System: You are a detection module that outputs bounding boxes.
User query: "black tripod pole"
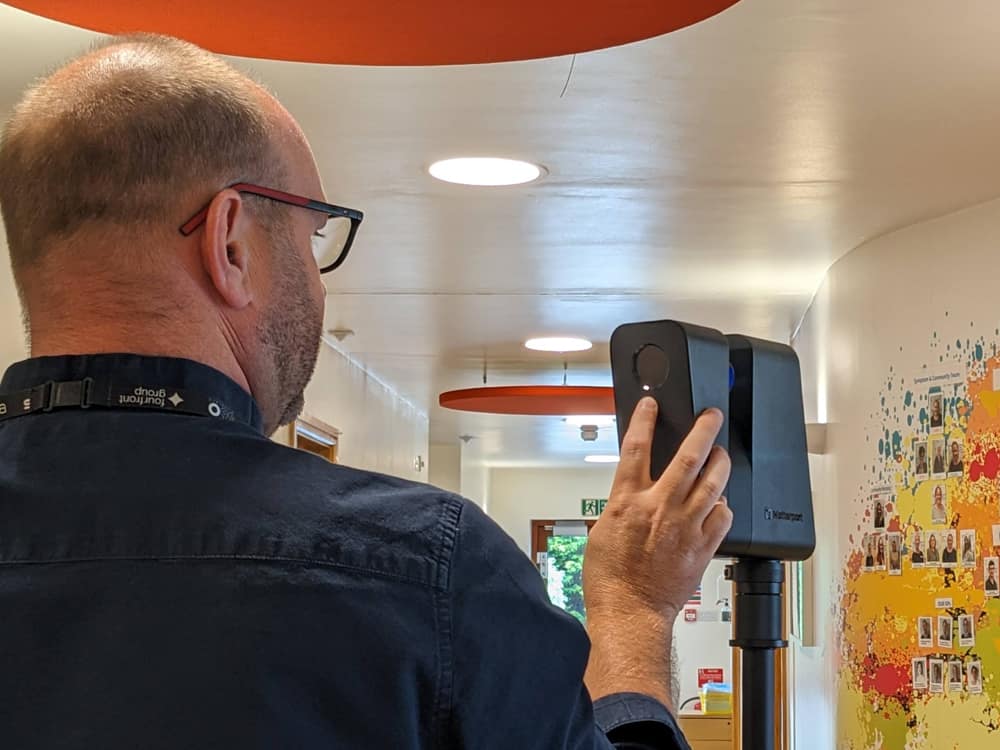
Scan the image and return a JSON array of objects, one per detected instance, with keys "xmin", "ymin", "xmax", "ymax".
[{"xmin": 726, "ymin": 559, "xmax": 786, "ymax": 750}]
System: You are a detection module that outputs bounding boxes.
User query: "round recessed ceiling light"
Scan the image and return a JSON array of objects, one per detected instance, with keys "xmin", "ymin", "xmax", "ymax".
[
  {"xmin": 584, "ymin": 455, "xmax": 620, "ymax": 464},
  {"xmin": 564, "ymin": 415, "xmax": 616, "ymax": 428},
  {"xmin": 525, "ymin": 337, "xmax": 593, "ymax": 353},
  {"xmin": 429, "ymin": 157, "xmax": 544, "ymax": 186}
]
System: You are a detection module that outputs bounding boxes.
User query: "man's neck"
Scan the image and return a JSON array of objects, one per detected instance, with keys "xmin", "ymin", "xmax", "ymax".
[{"xmin": 29, "ymin": 323, "xmax": 252, "ymax": 396}]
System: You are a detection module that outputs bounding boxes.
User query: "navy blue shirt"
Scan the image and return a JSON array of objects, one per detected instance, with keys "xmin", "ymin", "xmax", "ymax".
[{"xmin": 0, "ymin": 354, "xmax": 689, "ymax": 749}]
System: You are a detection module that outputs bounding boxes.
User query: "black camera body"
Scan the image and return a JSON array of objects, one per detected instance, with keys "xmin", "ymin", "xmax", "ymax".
[{"xmin": 610, "ymin": 320, "xmax": 815, "ymax": 562}]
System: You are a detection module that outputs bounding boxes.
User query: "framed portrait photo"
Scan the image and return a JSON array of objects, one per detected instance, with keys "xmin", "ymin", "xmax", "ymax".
[{"xmin": 958, "ymin": 614, "xmax": 975, "ymax": 647}]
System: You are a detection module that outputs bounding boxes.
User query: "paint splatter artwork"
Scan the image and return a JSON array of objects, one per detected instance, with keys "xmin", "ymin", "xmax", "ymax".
[{"xmin": 839, "ymin": 326, "xmax": 1000, "ymax": 748}]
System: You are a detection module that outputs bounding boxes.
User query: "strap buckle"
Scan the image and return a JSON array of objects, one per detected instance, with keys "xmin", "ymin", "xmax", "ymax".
[
  {"xmin": 42, "ymin": 378, "xmax": 94, "ymax": 412},
  {"xmin": 39, "ymin": 381, "xmax": 55, "ymax": 412}
]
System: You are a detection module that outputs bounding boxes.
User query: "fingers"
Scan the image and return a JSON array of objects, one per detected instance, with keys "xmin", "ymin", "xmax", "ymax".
[
  {"xmin": 702, "ymin": 499, "xmax": 734, "ymax": 549},
  {"xmin": 653, "ymin": 408, "xmax": 724, "ymax": 500},
  {"xmin": 685, "ymin": 446, "xmax": 732, "ymax": 524},
  {"xmin": 613, "ymin": 397, "xmax": 658, "ymax": 490}
]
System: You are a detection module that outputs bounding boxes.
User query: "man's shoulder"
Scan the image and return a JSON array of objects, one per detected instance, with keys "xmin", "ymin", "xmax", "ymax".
[{"xmin": 214, "ymin": 435, "xmax": 474, "ymax": 589}]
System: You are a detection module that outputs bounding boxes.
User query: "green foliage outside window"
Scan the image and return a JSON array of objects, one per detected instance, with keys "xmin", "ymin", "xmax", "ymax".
[{"xmin": 547, "ymin": 535, "xmax": 588, "ymax": 624}]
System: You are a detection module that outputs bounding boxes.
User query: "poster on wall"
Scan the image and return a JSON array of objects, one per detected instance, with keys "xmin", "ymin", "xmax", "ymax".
[{"xmin": 839, "ymin": 325, "xmax": 1000, "ymax": 748}]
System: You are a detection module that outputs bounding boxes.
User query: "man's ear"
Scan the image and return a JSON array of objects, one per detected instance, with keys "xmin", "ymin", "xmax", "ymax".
[{"xmin": 200, "ymin": 188, "xmax": 255, "ymax": 310}]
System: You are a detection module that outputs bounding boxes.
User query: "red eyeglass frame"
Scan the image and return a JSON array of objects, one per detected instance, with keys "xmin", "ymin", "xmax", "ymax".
[{"xmin": 178, "ymin": 182, "xmax": 364, "ymax": 274}]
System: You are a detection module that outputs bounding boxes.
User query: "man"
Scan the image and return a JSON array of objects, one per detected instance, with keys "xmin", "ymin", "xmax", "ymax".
[
  {"xmin": 888, "ymin": 536, "xmax": 901, "ymax": 571},
  {"xmin": 933, "ymin": 443, "xmax": 946, "ymax": 474},
  {"xmin": 930, "ymin": 397, "xmax": 943, "ymax": 429},
  {"xmin": 948, "ymin": 441, "xmax": 963, "ymax": 473},
  {"xmin": 960, "ymin": 616, "xmax": 972, "ymax": 640},
  {"xmin": 962, "ymin": 533, "xmax": 976, "ymax": 565},
  {"xmin": 911, "ymin": 532, "xmax": 925, "ymax": 565},
  {"xmin": 942, "ymin": 533, "xmax": 958, "ymax": 564},
  {"xmin": 948, "ymin": 661, "xmax": 961, "ymax": 686},
  {"xmin": 0, "ymin": 35, "xmax": 732, "ymax": 749},
  {"xmin": 931, "ymin": 661, "xmax": 943, "ymax": 686},
  {"xmin": 916, "ymin": 444, "xmax": 928, "ymax": 475},
  {"xmin": 987, "ymin": 560, "xmax": 999, "ymax": 595},
  {"xmin": 874, "ymin": 500, "xmax": 885, "ymax": 529},
  {"xmin": 939, "ymin": 617, "xmax": 951, "ymax": 644}
]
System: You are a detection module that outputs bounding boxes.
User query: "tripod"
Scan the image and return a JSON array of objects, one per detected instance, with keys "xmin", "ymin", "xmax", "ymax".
[{"xmin": 726, "ymin": 559, "xmax": 786, "ymax": 750}]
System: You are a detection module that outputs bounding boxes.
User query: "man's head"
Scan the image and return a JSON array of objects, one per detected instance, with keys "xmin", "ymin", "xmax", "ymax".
[
  {"xmin": 990, "ymin": 561, "xmax": 997, "ymax": 578},
  {"xmin": 932, "ymin": 399, "xmax": 941, "ymax": 418},
  {"xmin": 0, "ymin": 34, "xmax": 328, "ymax": 433},
  {"xmin": 951, "ymin": 442, "xmax": 960, "ymax": 462},
  {"xmin": 913, "ymin": 533, "xmax": 922, "ymax": 551},
  {"xmin": 918, "ymin": 446, "xmax": 926, "ymax": 460},
  {"xmin": 935, "ymin": 443, "xmax": 944, "ymax": 458},
  {"xmin": 946, "ymin": 533, "xmax": 954, "ymax": 550}
]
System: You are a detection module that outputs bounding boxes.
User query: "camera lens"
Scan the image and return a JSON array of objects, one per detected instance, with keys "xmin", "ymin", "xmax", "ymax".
[{"xmin": 634, "ymin": 344, "xmax": 669, "ymax": 391}]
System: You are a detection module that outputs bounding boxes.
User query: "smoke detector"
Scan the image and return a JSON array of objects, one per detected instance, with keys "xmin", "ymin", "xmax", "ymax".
[{"xmin": 327, "ymin": 328, "xmax": 355, "ymax": 342}]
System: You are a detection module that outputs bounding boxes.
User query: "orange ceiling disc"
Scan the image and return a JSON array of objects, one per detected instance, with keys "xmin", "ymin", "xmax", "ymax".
[
  {"xmin": 439, "ymin": 385, "xmax": 614, "ymax": 416},
  {"xmin": 8, "ymin": 1, "xmax": 740, "ymax": 65}
]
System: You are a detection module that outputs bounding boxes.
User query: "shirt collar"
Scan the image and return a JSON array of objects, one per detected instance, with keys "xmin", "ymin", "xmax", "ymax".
[{"xmin": 1, "ymin": 353, "xmax": 264, "ymax": 433}]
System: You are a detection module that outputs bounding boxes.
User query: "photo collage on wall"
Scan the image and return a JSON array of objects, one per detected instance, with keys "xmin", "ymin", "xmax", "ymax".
[
  {"xmin": 841, "ymin": 326, "xmax": 1000, "ymax": 747},
  {"xmin": 854, "ymin": 373, "xmax": 999, "ymax": 696}
]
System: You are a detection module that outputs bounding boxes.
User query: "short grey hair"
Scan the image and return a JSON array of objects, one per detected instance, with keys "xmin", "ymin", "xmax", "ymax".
[{"xmin": 0, "ymin": 33, "xmax": 283, "ymax": 276}]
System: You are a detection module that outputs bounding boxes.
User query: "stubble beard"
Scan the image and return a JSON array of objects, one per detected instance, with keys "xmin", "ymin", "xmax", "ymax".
[{"xmin": 258, "ymin": 234, "xmax": 324, "ymax": 433}]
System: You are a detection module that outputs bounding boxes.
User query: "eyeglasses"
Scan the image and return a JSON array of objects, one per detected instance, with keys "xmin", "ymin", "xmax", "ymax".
[{"xmin": 179, "ymin": 182, "xmax": 364, "ymax": 274}]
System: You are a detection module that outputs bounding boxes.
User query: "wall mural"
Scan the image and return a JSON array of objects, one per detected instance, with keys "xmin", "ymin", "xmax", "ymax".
[{"xmin": 839, "ymin": 320, "xmax": 1000, "ymax": 748}]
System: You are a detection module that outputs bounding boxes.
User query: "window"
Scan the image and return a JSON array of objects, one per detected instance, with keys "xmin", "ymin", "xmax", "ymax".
[{"xmin": 531, "ymin": 520, "xmax": 595, "ymax": 624}]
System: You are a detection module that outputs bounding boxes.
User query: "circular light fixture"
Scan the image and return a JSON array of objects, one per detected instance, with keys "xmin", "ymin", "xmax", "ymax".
[
  {"xmin": 585, "ymin": 455, "xmax": 620, "ymax": 464},
  {"xmin": 565, "ymin": 415, "xmax": 616, "ymax": 428},
  {"xmin": 429, "ymin": 157, "xmax": 544, "ymax": 186},
  {"xmin": 525, "ymin": 337, "xmax": 593, "ymax": 353}
]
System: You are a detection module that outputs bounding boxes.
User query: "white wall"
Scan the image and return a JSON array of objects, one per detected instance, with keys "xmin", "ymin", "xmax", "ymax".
[
  {"xmin": 673, "ymin": 557, "xmax": 734, "ymax": 708},
  {"xmin": 792, "ymin": 195, "xmax": 1000, "ymax": 750},
  {"xmin": 303, "ymin": 341, "xmax": 428, "ymax": 481},
  {"xmin": 429, "ymin": 442, "xmax": 461, "ymax": 494},
  {"xmin": 489, "ymin": 465, "xmax": 617, "ymax": 554},
  {"xmin": 459, "ymin": 440, "xmax": 491, "ymax": 510},
  {"xmin": 789, "ymin": 291, "xmax": 839, "ymax": 750}
]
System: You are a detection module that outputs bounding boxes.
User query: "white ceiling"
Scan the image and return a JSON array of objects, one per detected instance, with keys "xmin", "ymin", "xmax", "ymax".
[{"xmin": 4, "ymin": 1, "xmax": 1000, "ymax": 465}]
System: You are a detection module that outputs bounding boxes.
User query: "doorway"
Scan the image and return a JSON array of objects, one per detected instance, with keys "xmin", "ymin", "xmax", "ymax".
[{"xmin": 530, "ymin": 519, "xmax": 596, "ymax": 624}]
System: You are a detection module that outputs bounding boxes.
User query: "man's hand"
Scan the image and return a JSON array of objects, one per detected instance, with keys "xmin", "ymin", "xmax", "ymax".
[{"xmin": 582, "ymin": 397, "xmax": 733, "ymax": 711}]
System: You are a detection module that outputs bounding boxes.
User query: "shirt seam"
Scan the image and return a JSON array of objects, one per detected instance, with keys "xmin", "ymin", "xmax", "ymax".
[
  {"xmin": 594, "ymin": 693, "xmax": 689, "ymax": 744},
  {"xmin": 0, "ymin": 553, "xmax": 441, "ymax": 588},
  {"xmin": 431, "ymin": 497, "xmax": 463, "ymax": 747}
]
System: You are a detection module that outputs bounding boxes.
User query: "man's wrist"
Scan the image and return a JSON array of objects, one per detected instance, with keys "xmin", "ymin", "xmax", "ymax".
[{"xmin": 585, "ymin": 607, "xmax": 677, "ymax": 712}]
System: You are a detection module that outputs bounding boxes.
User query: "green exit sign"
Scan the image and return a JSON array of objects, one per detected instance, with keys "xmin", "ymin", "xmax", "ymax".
[{"xmin": 581, "ymin": 498, "xmax": 608, "ymax": 517}]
